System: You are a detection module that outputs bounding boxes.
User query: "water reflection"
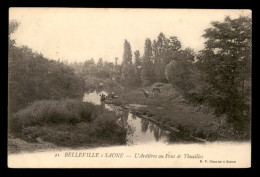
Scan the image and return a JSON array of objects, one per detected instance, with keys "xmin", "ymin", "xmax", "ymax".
[
  {"xmin": 125, "ymin": 112, "xmax": 171, "ymax": 145},
  {"xmin": 83, "ymin": 91, "xmax": 195, "ymax": 145},
  {"xmin": 118, "ymin": 110, "xmax": 129, "ymax": 126},
  {"xmin": 141, "ymin": 119, "xmax": 149, "ymax": 133}
]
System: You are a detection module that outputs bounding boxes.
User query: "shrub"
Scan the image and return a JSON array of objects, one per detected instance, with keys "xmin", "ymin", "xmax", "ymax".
[
  {"xmin": 91, "ymin": 112, "xmax": 127, "ymax": 144},
  {"xmin": 9, "ymin": 99, "xmax": 127, "ymax": 147},
  {"xmin": 10, "ymin": 99, "xmax": 103, "ymax": 129}
]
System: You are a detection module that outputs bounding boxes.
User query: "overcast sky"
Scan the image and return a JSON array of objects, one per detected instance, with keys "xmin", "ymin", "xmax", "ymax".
[{"xmin": 9, "ymin": 8, "xmax": 251, "ymax": 64}]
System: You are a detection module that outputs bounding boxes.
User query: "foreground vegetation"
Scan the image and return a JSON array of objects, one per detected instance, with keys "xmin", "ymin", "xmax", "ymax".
[
  {"xmin": 8, "ymin": 21, "xmax": 127, "ymax": 153},
  {"xmin": 8, "ymin": 99, "xmax": 127, "ymax": 153}
]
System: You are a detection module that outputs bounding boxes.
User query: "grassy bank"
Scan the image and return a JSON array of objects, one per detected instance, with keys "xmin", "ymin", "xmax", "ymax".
[
  {"xmin": 105, "ymin": 83, "xmax": 250, "ymax": 141},
  {"xmin": 8, "ymin": 99, "xmax": 127, "ymax": 154}
]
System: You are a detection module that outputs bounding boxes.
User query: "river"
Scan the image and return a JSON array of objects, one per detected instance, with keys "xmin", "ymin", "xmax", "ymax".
[
  {"xmin": 82, "ymin": 90, "xmax": 192, "ymax": 145},
  {"xmin": 8, "ymin": 90, "xmax": 251, "ymax": 168}
]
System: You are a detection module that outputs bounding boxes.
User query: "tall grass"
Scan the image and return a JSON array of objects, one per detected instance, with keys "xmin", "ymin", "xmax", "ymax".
[
  {"xmin": 10, "ymin": 99, "xmax": 101, "ymax": 127},
  {"xmin": 9, "ymin": 99, "xmax": 127, "ymax": 146}
]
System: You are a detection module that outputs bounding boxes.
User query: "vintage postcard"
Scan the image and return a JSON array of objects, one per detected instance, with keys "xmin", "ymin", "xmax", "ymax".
[{"xmin": 8, "ymin": 8, "xmax": 251, "ymax": 168}]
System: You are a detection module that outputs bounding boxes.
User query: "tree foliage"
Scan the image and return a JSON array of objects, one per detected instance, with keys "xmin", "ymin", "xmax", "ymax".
[
  {"xmin": 152, "ymin": 33, "xmax": 181, "ymax": 82},
  {"xmin": 134, "ymin": 50, "xmax": 142, "ymax": 84},
  {"xmin": 121, "ymin": 40, "xmax": 137, "ymax": 87},
  {"xmin": 122, "ymin": 40, "xmax": 132, "ymax": 65},
  {"xmin": 165, "ymin": 48, "xmax": 196, "ymax": 97},
  {"xmin": 142, "ymin": 38, "xmax": 154, "ymax": 85},
  {"xmin": 8, "ymin": 21, "xmax": 85, "ymax": 113},
  {"xmin": 196, "ymin": 16, "xmax": 252, "ymax": 130}
]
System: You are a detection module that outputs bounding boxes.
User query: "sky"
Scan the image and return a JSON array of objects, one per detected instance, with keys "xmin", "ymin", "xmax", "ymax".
[{"xmin": 9, "ymin": 8, "xmax": 251, "ymax": 64}]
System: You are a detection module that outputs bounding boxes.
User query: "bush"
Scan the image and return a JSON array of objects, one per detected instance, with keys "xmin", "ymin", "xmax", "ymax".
[
  {"xmin": 10, "ymin": 99, "xmax": 103, "ymax": 130},
  {"xmin": 92, "ymin": 112, "xmax": 127, "ymax": 141},
  {"xmin": 9, "ymin": 99, "xmax": 127, "ymax": 147}
]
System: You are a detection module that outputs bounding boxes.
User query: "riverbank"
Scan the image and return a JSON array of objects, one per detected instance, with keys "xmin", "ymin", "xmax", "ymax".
[
  {"xmin": 8, "ymin": 99, "xmax": 127, "ymax": 154},
  {"xmin": 104, "ymin": 83, "xmax": 250, "ymax": 141},
  {"xmin": 8, "ymin": 133, "xmax": 123, "ymax": 154},
  {"xmin": 8, "ymin": 134, "xmax": 60, "ymax": 154},
  {"xmin": 106, "ymin": 103, "xmax": 206, "ymax": 143}
]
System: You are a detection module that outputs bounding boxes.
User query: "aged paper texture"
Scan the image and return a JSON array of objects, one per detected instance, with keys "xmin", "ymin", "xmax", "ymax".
[{"xmin": 8, "ymin": 8, "xmax": 251, "ymax": 168}]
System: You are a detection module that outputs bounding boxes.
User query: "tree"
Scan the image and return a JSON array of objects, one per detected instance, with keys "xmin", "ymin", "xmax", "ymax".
[
  {"xmin": 152, "ymin": 33, "xmax": 181, "ymax": 82},
  {"xmin": 142, "ymin": 38, "xmax": 154, "ymax": 85},
  {"xmin": 122, "ymin": 40, "xmax": 132, "ymax": 65},
  {"xmin": 134, "ymin": 50, "xmax": 142, "ymax": 85},
  {"xmin": 9, "ymin": 20, "xmax": 20, "ymax": 48},
  {"xmin": 97, "ymin": 58, "xmax": 103, "ymax": 67},
  {"xmin": 134, "ymin": 50, "xmax": 142, "ymax": 74},
  {"xmin": 115, "ymin": 57, "xmax": 118, "ymax": 66},
  {"xmin": 165, "ymin": 48, "xmax": 196, "ymax": 98},
  {"xmin": 8, "ymin": 20, "xmax": 85, "ymax": 114},
  {"xmin": 121, "ymin": 40, "xmax": 133, "ymax": 78},
  {"xmin": 113, "ymin": 57, "xmax": 121, "ymax": 78},
  {"xmin": 197, "ymin": 16, "xmax": 252, "ymax": 130},
  {"xmin": 121, "ymin": 40, "xmax": 135, "ymax": 87},
  {"xmin": 83, "ymin": 58, "xmax": 96, "ymax": 75}
]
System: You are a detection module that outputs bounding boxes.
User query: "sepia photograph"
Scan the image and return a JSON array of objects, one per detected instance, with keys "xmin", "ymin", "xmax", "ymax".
[{"xmin": 8, "ymin": 8, "xmax": 251, "ymax": 168}]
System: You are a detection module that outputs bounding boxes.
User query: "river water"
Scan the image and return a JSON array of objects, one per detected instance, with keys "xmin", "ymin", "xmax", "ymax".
[
  {"xmin": 8, "ymin": 90, "xmax": 251, "ymax": 168},
  {"xmin": 83, "ymin": 90, "xmax": 182, "ymax": 145}
]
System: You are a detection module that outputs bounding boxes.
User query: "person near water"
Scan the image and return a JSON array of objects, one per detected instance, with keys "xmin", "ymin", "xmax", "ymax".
[{"xmin": 100, "ymin": 93, "xmax": 106, "ymax": 101}]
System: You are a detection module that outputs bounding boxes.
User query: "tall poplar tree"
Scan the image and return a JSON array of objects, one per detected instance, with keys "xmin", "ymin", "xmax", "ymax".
[
  {"xmin": 121, "ymin": 40, "xmax": 134, "ymax": 86},
  {"xmin": 142, "ymin": 38, "xmax": 154, "ymax": 85}
]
